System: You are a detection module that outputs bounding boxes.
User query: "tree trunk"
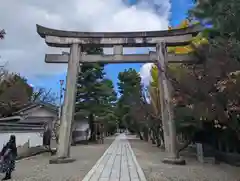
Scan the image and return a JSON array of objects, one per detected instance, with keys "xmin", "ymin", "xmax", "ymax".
[
  {"xmin": 152, "ymin": 127, "xmax": 161, "ymax": 146},
  {"xmin": 133, "ymin": 121, "xmax": 143, "ymax": 140},
  {"xmin": 148, "ymin": 128, "xmax": 151, "ymax": 142},
  {"xmin": 143, "ymin": 126, "xmax": 149, "ymax": 141},
  {"xmin": 137, "ymin": 126, "xmax": 143, "ymax": 140},
  {"xmin": 138, "ymin": 131, "xmax": 144, "ymax": 140},
  {"xmin": 156, "ymin": 133, "xmax": 161, "ymax": 147},
  {"xmin": 176, "ymin": 133, "xmax": 193, "ymax": 157},
  {"xmin": 150, "ymin": 128, "xmax": 156, "ymax": 144},
  {"xmin": 154, "ymin": 126, "xmax": 162, "ymax": 147},
  {"xmin": 56, "ymin": 137, "xmax": 59, "ymax": 144},
  {"xmin": 152, "ymin": 127, "xmax": 157, "ymax": 144},
  {"xmin": 89, "ymin": 113, "xmax": 96, "ymax": 142},
  {"xmin": 159, "ymin": 128, "xmax": 165, "ymax": 149}
]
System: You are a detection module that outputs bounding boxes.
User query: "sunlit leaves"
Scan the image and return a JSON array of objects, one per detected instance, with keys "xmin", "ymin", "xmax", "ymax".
[{"xmin": 168, "ymin": 20, "xmax": 208, "ymax": 54}]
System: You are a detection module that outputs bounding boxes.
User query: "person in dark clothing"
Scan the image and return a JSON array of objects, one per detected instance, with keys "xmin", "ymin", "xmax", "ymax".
[
  {"xmin": 0, "ymin": 135, "xmax": 17, "ymax": 180},
  {"xmin": 43, "ymin": 128, "xmax": 51, "ymax": 150}
]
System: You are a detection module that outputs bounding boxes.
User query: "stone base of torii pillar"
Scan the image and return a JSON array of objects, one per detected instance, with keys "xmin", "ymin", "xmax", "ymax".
[
  {"xmin": 49, "ymin": 157, "xmax": 76, "ymax": 164},
  {"xmin": 162, "ymin": 158, "xmax": 186, "ymax": 165}
]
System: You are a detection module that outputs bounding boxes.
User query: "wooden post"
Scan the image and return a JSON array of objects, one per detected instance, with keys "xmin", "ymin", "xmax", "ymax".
[
  {"xmin": 100, "ymin": 124, "xmax": 104, "ymax": 144},
  {"xmin": 156, "ymin": 42, "xmax": 185, "ymax": 165},
  {"xmin": 196, "ymin": 143, "xmax": 204, "ymax": 163},
  {"xmin": 94, "ymin": 121, "xmax": 99, "ymax": 143},
  {"xmin": 49, "ymin": 43, "xmax": 80, "ymax": 164}
]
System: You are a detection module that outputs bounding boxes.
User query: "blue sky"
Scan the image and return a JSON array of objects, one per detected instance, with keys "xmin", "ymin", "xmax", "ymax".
[{"xmin": 27, "ymin": 0, "xmax": 193, "ymax": 97}]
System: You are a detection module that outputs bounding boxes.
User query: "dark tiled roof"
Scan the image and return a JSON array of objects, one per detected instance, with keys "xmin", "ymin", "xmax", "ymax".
[
  {"xmin": 13, "ymin": 101, "xmax": 58, "ymax": 115},
  {"xmin": 0, "ymin": 120, "xmax": 45, "ymax": 132},
  {"xmin": 0, "ymin": 116, "xmax": 22, "ymax": 122}
]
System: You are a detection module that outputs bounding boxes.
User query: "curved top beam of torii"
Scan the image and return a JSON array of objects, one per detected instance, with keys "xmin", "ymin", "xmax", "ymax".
[
  {"xmin": 36, "ymin": 24, "xmax": 203, "ymax": 48},
  {"xmin": 36, "ymin": 24, "xmax": 202, "ymax": 39}
]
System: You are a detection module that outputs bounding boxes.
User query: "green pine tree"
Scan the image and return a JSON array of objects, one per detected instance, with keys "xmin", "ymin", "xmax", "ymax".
[
  {"xmin": 75, "ymin": 47, "xmax": 117, "ymax": 141},
  {"xmin": 190, "ymin": 0, "xmax": 240, "ymax": 40},
  {"xmin": 116, "ymin": 68, "xmax": 144, "ymax": 136}
]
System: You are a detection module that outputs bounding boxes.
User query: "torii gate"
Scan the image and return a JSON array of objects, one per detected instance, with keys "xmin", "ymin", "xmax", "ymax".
[{"xmin": 36, "ymin": 24, "xmax": 201, "ymax": 164}]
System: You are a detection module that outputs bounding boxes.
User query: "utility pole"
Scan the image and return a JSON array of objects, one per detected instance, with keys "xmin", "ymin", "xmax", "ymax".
[{"xmin": 58, "ymin": 80, "xmax": 64, "ymax": 121}]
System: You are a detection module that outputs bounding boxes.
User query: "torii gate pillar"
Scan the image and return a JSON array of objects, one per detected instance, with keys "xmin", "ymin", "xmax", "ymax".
[
  {"xmin": 49, "ymin": 44, "xmax": 80, "ymax": 164},
  {"xmin": 156, "ymin": 42, "xmax": 185, "ymax": 165}
]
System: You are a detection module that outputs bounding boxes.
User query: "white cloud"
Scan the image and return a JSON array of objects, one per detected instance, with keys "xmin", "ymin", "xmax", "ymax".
[
  {"xmin": 0, "ymin": 0, "xmax": 170, "ymax": 80},
  {"xmin": 139, "ymin": 63, "xmax": 154, "ymax": 85}
]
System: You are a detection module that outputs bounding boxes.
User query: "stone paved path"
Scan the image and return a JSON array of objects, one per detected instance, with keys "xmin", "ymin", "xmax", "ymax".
[{"xmin": 82, "ymin": 134, "xmax": 147, "ymax": 181}]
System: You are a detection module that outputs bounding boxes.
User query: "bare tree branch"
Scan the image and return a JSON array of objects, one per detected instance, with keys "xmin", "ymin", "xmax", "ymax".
[{"xmin": 31, "ymin": 87, "xmax": 58, "ymax": 105}]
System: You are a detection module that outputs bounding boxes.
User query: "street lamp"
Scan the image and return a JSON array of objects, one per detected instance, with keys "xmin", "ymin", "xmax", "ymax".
[{"xmin": 58, "ymin": 80, "xmax": 64, "ymax": 120}]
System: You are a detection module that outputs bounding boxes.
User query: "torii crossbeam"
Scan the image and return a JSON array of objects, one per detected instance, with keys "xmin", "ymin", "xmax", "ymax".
[
  {"xmin": 36, "ymin": 24, "xmax": 202, "ymax": 165},
  {"xmin": 44, "ymin": 52, "xmax": 196, "ymax": 64}
]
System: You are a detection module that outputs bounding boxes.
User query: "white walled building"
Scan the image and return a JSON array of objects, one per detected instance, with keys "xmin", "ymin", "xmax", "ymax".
[{"xmin": 0, "ymin": 102, "xmax": 58, "ymax": 148}]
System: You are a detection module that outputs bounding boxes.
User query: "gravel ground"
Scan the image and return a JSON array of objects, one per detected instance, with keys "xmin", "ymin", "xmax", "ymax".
[
  {"xmin": 128, "ymin": 138, "xmax": 240, "ymax": 181},
  {"xmin": 1, "ymin": 137, "xmax": 115, "ymax": 181}
]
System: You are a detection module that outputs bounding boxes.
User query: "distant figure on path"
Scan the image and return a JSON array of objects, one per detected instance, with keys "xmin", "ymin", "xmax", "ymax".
[
  {"xmin": 0, "ymin": 135, "xmax": 17, "ymax": 180},
  {"xmin": 43, "ymin": 127, "xmax": 51, "ymax": 150},
  {"xmin": 85, "ymin": 128, "xmax": 89, "ymax": 141}
]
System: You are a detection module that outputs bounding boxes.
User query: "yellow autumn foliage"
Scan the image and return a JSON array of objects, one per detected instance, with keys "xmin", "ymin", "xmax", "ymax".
[
  {"xmin": 149, "ymin": 65, "xmax": 162, "ymax": 117},
  {"xmin": 168, "ymin": 20, "xmax": 208, "ymax": 54},
  {"xmin": 150, "ymin": 19, "xmax": 206, "ymax": 88},
  {"xmin": 148, "ymin": 20, "xmax": 206, "ymax": 115},
  {"xmin": 150, "ymin": 65, "xmax": 158, "ymax": 88}
]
